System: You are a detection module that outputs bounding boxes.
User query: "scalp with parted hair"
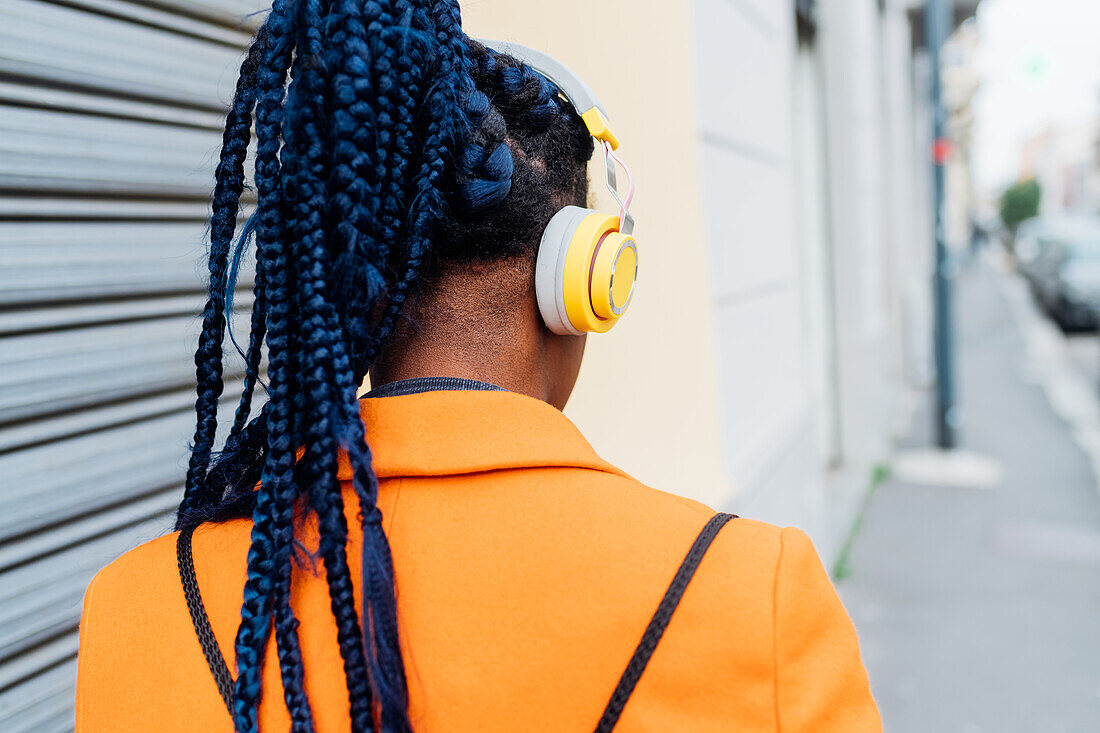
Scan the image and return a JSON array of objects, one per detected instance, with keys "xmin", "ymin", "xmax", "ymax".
[{"xmin": 175, "ymin": 1, "xmax": 594, "ymax": 731}]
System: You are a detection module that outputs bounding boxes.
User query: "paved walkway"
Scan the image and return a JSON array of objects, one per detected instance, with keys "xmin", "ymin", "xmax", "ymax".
[{"xmin": 839, "ymin": 258, "xmax": 1100, "ymax": 732}]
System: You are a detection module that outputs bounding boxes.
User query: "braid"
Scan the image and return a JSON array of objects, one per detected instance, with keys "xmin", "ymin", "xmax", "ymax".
[
  {"xmin": 253, "ymin": 0, "xmax": 343, "ymax": 728},
  {"xmin": 178, "ymin": 35, "xmax": 266, "ymax": 527},
  {"xmin": 222, "ymin": 210, "xmax": 269, "ymax": 455},
  {"xmin": 438, "ymin": 41, "xmax": 593, "ymax": 264},
  {"xmin": 324, "ymin": 0, "xmax": 388, "ymax": 355},
  {"xmin": 228, "ymin": 276, "xmax": 268, "ymax": 450},
  {"xmin": 285, "ymin": 1, "xmax": 378, "ymax": 729},
  {"xmin": 357, "ymin": 0, "xmax": 470, "ymax": 375},
  {"xmin": 472, "ymin": 45, "xmax": 562, "ymax": 129},
  {"xmin": 180, "ymin": 1, "xmax": 595, "ymax": 730},
  {"xmin": 455, "ymin": 90, "xmax": 513, "ymax": 214},
  {"xmin": 231, "ymin": 0, "xmax": 296, "ymax": 728}
]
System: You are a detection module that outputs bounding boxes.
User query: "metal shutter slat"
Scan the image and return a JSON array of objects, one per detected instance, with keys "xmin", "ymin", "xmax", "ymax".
[
  {"xmin": 1, "ymin": 394, "xmax": 248, "ymax": 540},
  {"xmin": 51, "ymin": 0, "xmax": 255, "ymax": 45},
  {"xmin": 136, "ymin": 0, "xmax": 267, "ymax": 29},
  {"xmin": 0, "ymin": 514, "xmax": 174, "ymax": 661},
  {"xmin": 0, "ymin": 0, "xmax": 243, "ymax": 108},
  {"xmin": 0, "ymin": 491, "xmax": 181, "ymax": 572},
  {"xmin": 0, "ymin": 222, "xmax": 256, "ymax": 305},
  {"xmin": 0, "ymin": 295, "xmax": 250, "ymax": 335},
  {"xmin": 0, "ymin": 81, "xmax": 226, "ymax": 129},
  {"xmin": 0, "ymin": 196, "xmax": 216, "ymax": 219},
  {"xmin": 0, "ymin": 660, "xmax": 79, "ymax": 733},
  {"xmin": 0, "ymin": 2, "xmax": 261, "ymax": 728},
  {"xmin": 0, "ymin": 316, "xmax": 250, "ymax": 424},
  {"xmin": 0, "ymin": 105, "xmax": 230, "ymax": 195},
  {"xmin": 0, "ymin": 634, "xmax": 79, "ymax": 693},
  {"xmin": 0, "ymin": 381, "xmax": 247, "ymax": 453}
]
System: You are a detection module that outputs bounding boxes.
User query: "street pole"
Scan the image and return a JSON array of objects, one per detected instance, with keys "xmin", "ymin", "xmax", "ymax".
[{"xmin": 927, "ymin": 0, "xmax": 956, "ymax": 449}]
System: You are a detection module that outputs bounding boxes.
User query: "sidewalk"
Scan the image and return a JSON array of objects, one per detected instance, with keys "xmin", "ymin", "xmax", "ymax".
[{"xmin": 839, "ymin": 257, "xmax": 1100, "ymax": 732}]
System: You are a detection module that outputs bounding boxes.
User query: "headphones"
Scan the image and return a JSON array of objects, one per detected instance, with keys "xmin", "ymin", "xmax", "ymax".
[{"xmin": 481, "ymin": 40, "xmax": 639, "ymax": 336}]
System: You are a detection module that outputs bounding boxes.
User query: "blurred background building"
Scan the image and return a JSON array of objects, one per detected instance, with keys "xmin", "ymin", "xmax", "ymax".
[{"xmin": 2, "ymin": 0, "xmax": 1098, "ymax": 730}]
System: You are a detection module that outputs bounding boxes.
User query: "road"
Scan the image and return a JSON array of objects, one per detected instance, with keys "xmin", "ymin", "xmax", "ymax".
[
  {"xmin": 1066, "ymin": 333, "xmax": 1100, "ymax": 389},
  {"xmin": 838, "ymin": 257, "xmax": 1100, "ymax": 733}
]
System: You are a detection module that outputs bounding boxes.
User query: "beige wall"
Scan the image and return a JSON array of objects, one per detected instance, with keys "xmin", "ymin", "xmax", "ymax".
[{"xmin": 462, "ymin": 1, "xmax": 729, "ymax": 504}]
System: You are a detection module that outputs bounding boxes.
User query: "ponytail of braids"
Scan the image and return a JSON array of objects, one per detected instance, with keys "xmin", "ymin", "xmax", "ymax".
[{"xmin": 178, "ymin": 3, "xmax": 595, "ymax": 730}]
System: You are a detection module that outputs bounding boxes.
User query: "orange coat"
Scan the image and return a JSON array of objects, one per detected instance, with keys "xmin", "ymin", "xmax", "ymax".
[{"xmin": 76, "ymin": 389, "xmax": 880, "ymax": 732}]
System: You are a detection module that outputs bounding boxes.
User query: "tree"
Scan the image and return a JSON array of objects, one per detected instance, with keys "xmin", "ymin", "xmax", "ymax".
[{"xmin": 999, "ymin": 177, "xmax": 1041, "ymax": 233}]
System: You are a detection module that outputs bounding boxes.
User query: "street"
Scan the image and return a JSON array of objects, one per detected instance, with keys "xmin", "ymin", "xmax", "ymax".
[
  {"xmin": 1066, "ymin": 333, "xmax": 1100, "ymax": 386},
  {"xmin": 839, "ymin": 255, "xmax": 1100, "ymax": 732}
]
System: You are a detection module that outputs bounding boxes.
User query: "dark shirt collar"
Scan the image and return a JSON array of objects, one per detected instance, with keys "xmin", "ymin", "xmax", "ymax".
[{"xmin": 364, "ymin": 377, "xmax": 506, "ymax": 399}]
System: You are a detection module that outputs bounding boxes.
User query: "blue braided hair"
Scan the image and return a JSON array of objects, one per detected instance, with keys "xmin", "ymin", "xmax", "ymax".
[{"xmin": 177, "ymin": 3, "xmax": 595, "ymax": 730}]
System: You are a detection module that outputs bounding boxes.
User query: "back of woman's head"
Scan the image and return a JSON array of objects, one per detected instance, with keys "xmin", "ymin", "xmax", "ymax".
[{"xmin": 175, "ymin": 2, "xmax": 594, "ymax": 731}]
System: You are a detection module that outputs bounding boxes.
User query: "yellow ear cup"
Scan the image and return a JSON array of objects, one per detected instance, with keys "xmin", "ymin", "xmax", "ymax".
[
  {"xmin": 561, "ymin": 213, "xmax": 636, "ymax": 334},
  {"xmin": 590, "ymin": 232, "xmax": 638, "ymax": 319}
]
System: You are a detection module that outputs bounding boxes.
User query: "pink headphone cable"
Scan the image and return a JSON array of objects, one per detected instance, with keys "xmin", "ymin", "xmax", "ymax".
[{"xmin": 603, "ymin": 140, "xmax": 635, "ymax": 232}]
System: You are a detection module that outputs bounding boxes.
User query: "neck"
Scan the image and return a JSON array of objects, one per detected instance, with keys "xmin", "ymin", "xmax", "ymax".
[
  {"xmin": 372, "ymin": 328, "xmax": 552, "ymax": 402},
  {"xmin": 370, "ymin": 258, "xmax": 576, "ymax": 407}
]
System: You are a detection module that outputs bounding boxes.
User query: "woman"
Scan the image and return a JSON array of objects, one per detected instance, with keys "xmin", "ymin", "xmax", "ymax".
[{"xmin": 76, "ymin": 1, "xmax": 880, "ymax": 731}]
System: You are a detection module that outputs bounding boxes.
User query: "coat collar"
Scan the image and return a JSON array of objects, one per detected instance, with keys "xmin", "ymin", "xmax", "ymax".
[{"xmin": 336, "ymin": 389, "xmax": 629, "ymax": 481}]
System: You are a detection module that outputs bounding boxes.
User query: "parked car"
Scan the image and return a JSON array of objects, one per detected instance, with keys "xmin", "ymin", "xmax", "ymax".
[
  {"xmin": 1013, "ymin": 216, "xmax": 1055, "ymax": 283},
  {"xmin": 1022, "ymin": 214, "xmax": 1100, "ymax": 331},
  {"xmin": 1016, "ymin": 214, "xmax": 1094, "ymax": 281}
]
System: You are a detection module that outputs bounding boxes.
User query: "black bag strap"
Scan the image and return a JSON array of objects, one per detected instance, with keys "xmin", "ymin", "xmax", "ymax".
[
  {"xmin": 177, "ymin": 525, "xmax": 236, "ymax": 716},
  {"xmin": 177, "ymin": 512, "xmax": 737, "ymax": 730},
  {"xmin": 593, "ymin": 512, "xmax": 737, "ymax": 733}
]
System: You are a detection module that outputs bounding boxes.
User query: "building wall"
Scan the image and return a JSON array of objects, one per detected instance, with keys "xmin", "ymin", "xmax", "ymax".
[
  {"xmin": 462, "ymin": 0, "xmax": 730, "ymax": 505},
  {"xmin": 691, "ymin": 0, "xmax": 827, "ymax": 540},
  {"xmin": 690, "ymin": 0, "xmax": 929, "ymax": 560},
  {"xmin": 882, "ymin": 2, "xmax": 936, "ymax": 395}
]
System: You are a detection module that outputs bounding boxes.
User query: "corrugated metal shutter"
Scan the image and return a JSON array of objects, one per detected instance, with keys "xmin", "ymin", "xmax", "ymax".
[{"xmin": 0, "ymin": 1, "xmax": 263, "ymax": 729}]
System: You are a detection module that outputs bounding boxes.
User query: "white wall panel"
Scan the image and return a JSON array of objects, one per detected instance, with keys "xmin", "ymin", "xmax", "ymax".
[
  {"xmin": 694, "ymin": 0, "xmax": 793, "ymax": 160},
  {"xmin": 693, "ymin": 0, "xmax": 813, "ymax": 531},
  {"xmin": 712, "ymin": 288, "xmax": 807, "ymax": 482},
  {"xmin": 699, "ymin": 139, "xmax": 797, "ymax": 300},
  {"xmin": 734, "ymin": 0, "xmax": 789, "ymax": 35}
]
